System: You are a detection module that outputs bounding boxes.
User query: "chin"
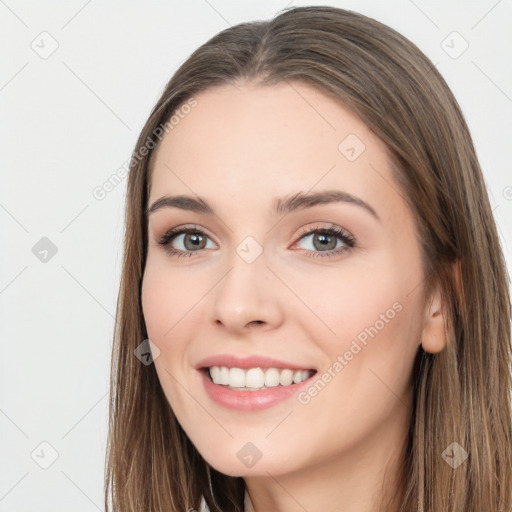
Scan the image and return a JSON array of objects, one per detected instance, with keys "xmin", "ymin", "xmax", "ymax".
[{"xmin": 192, "ymin": 438, "xmax": 301, "ymax": 478}]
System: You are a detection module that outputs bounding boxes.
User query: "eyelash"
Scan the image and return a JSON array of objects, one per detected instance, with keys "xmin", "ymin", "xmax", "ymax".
[{"xmin": 156, "ymin": 224, "xmax": 356, "ymax": 259}]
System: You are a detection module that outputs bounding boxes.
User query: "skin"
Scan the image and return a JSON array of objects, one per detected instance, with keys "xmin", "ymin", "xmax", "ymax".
[{"xmin": 141, "ymin": 80, "xmax": 449, "ymax": 512}]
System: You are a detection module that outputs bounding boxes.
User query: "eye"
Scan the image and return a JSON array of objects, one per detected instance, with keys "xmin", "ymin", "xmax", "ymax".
[
  {"xmin": 157, "ymin": 225, "xmax": 216, "ymax": 258},
  {"xmin": 156, "ymin": 223, "xmax": 356, "ymax": 259},
  {"xmin": 293, "ymin": 224, "xmax": 356, "ymax": 258}
]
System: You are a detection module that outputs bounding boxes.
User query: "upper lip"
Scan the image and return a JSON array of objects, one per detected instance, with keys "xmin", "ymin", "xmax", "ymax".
[{"xmin": 196, "ymin": 354, "xmax": 316, "ymax": 371}]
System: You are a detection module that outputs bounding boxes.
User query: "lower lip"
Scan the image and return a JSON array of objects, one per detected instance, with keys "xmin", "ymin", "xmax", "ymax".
[{"xmin": 199, "ymin": 369, "xmax": 315, "ymax": 412}]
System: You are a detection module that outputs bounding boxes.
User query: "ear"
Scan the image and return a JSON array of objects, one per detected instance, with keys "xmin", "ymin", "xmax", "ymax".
[{"xmin": 420, "ymin": 260, "xmax": 461, "ymax": 354}]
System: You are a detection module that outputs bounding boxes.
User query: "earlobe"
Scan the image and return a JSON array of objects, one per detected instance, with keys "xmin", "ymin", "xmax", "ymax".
[
  {"xmin": 420, "ymin": 261, "xmax": 460, "ymax": 354},
  {"xmin": 420, "ymin": 284, "xmax": 446, "ymax": 354}
]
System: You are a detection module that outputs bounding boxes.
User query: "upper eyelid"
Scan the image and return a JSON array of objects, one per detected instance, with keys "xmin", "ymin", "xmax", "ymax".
[
  {"xmin": 158, "ymin": 224, "xmax": 354, "ymax": 248},
  {"xmin": 158, "ymin": 225, "xmax": 217, "ymax": 244},
  {"xmin": 296, "ymin": 223, "xmax": 353, "ymax": 238}
]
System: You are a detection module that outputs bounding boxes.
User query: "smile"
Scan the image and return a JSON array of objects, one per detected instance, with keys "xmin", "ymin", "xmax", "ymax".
[{"xmin": 207, "ymin": 366, "xmax": 315, "ymax": 390}]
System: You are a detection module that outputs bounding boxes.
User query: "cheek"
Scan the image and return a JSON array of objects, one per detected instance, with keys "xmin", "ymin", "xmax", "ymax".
[
  {"xmin": 141, "ymin": 259, "xmax": 199, "ymax": 340},
  {"xmin": 286, "ymin": 273, "xmax": 420, "ymax": 452},
  {"xmin": 141, "ymin": 266, "xmax": 170, "ymax": 340},
  {"xmin": 281, "ymin": 257, "xmax": 407, "ymax": 341},
  {"xmin": 286, "ymin": 250, "xmax": 422, "ymax": 385},
  {"xmin": 330, "ymin": 268, "xmax": 421, "ymax": 400},
  {"xmin": 141, "ymin": 262, "xmax": 197, "ymax": 411}
]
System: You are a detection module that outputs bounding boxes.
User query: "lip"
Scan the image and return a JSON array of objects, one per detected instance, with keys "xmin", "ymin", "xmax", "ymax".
[
  {"xmin": 195, "ymin": 354, "xmax": 315, "ymax": 371},
  {"xmin": 195, "ymin": 354, "xmax": 317, "ymax": 412},
  {"xmin": 199, "ymin": 368, "xmax": 316, "ymax": 411}
]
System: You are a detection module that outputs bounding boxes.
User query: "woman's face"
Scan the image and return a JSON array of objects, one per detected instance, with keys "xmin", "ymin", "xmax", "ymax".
[{"xmin": 142, "ymin": 81, "xmax": 430, "ymax": 477}]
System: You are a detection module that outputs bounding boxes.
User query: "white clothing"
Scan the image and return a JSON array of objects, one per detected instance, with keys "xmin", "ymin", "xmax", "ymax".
[{"xmin": 198, "ymin": 489, "xmax": 251, "ymax": 511}]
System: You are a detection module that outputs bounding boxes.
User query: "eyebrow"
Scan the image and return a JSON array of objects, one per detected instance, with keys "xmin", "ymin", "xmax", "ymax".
[{"xmin": 146, "ymin": 190, "xmax": 380, "ymax": 222}]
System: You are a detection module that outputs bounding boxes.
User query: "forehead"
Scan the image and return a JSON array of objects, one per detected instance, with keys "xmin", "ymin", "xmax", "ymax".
[{"xmin": 148, "ymin": 81, "xmax": 399, "ymax": 223}]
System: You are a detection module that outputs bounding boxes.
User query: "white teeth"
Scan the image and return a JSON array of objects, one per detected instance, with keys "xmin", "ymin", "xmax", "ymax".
[
  {"xmin": 229, "ymin": 367, "xmax": 246, "ymax": 388},
  {"xmin": 245, "ymin": 368, "xmax": 265, "ymax": 388},
  {"xmin": 208, "ymin": 366, "xmax": 314, "ymax": 389},
  {"xmin": 264, "ymin": 368, "xmax": 280, "ymax": 387},
  {"xmin": 210, "ymin": 366, "xmax": 220, "ymax": 382},
  {"xmin": 293, "ymin": 369, "xmax": 310, "ymax": 383},
  {"xmin": 279, "ymin": 369, "xmax": 294, "ymax": 386},
  {"xmin": 219, "ymin": 366, "xmax": 230, "ymax": 385}
]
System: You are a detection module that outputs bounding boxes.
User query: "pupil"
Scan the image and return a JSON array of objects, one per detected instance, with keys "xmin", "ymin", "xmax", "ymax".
[
  {"xmin": 314, "ymin": 233, "xmax": 335, "ymax": 251},
  {"xmin": 186, "ymin": 233, "xmax": 205, "ymax": 250}
]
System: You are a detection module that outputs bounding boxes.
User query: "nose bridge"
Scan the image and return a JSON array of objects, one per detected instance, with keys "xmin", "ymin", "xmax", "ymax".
[{"xmin": 211, "ymin": 242, "xmax": 283, "ymax": 331}]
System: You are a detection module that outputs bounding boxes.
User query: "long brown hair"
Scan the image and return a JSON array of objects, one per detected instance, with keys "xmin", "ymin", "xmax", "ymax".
[{"xmin": 105, "ymin": 6, "xmax": 512, "ymax": 511}]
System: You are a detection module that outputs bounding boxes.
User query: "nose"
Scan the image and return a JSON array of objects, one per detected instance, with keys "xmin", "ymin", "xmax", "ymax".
[{"xmin": 211, "ymin": 255, "xmax": 284, "ymax": 335}]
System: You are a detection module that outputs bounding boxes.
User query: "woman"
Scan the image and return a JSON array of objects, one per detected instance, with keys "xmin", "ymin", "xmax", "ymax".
[{"xmin": 105, "ymin": 6, "xmax": 512, "ymax": 511}]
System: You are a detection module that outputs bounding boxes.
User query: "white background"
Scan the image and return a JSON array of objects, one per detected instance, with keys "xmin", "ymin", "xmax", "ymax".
[{"xmin": 1, "ymin": 0, "xmax": 511, "ymax": 510}]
